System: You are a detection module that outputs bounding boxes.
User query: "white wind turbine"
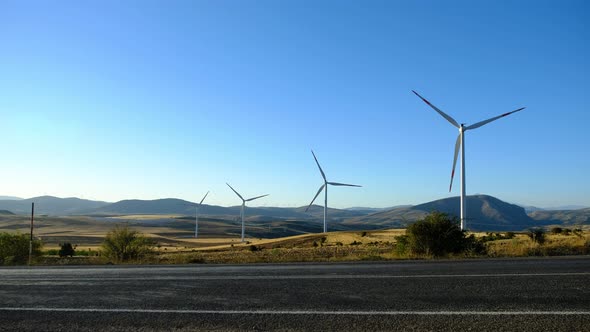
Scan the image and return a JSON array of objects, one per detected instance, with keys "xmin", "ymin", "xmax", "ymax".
[
  {"xmin": 306, "ymin": 150, "xmax": 361, "ymax": 233},
  {"xmin": 226, "ymin": 183, "xmax": 269, "ymax": 242},
  {"xmin": 413, "ymin": 90, "xmax": 525, "ymax": 231},
  {"xmin": 195, "ymin": 191, "xmax": 209, "ymax": 239}
]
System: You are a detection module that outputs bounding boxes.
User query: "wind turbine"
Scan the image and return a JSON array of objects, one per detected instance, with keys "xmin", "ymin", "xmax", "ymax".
[
  {"xmin": 413, "ymin": 90, "xmax": 525, "ymax": 231},
  {"xmin": 195, "ymin": 191, "xmax": 209, "ymax": 239},
  {"xmin": 226, "ymin": 183, "xmax": 269, "ymax": 242},
  {"xmin": 306, "ymin": 150, "xmax": 361, "ymax": 233}
]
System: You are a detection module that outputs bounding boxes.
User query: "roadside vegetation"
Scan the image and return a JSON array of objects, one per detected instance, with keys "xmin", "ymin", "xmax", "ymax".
[
  {"xmin": 394, "ymin": 212, "xmax": 486, "ymax": 257},
  {"xmin": 154, "ymin": 213, "xmax": 589, "ymax": 264},
  {"xmin": 100, "ymin": 225, "xmax": 155, "ymax": 263},
  {"xmin": 2, "ymin": 213, "xmax": 589, "ymax": 265},
  {"xmin": 0, "ymin": 232, "xmax": 42, "ymax": 265}
]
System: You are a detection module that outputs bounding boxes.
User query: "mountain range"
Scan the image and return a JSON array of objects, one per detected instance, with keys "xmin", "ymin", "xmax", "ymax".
[{"xmin": 0, "ymin": 195, "xmax": 587, "ymax": 231}]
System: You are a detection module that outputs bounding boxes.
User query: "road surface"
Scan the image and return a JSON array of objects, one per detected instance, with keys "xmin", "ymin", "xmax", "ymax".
[{"xmin": 1, "ymin": 257, "xmax": 589, "ymax": 331}]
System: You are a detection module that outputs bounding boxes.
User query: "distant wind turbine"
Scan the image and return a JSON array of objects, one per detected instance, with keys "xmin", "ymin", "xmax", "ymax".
[
  {"xmin": 413, "ymin": 90, "xmax": 525, "ymax": 231},
  {"xmin": 306, "ymin": 150, "xmax": 361, "ymax": 233},
  {"xmin": 226, "ymin": 183, "xmax": 269, "ymax": 242},
  {"xmin": 195, "ymin": 191, "xmax": 209, "ymax": 239}
]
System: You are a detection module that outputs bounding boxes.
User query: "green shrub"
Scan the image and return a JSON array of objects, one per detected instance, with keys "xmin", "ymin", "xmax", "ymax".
[
  {"xmin": 249, "ymin": 245, "xmax": 259, "ymax": 252},
  {"xmin": 480, "ymin": 232, "xmax": 515, "ymax": 242},
  {"xmin": 528, "ymin": 228, "xmax": 546, "ymax": 245},
  {"xmin": 394, "ymin": 235, "xmax": 409, "ymax": 255},
  {"xmin": 58, "ymin": 243, "xmax": 75, "ymax": 257},
  {"xmin": 0, "ymin": 232, "xmax": 42, "ymax": 265},
  {"xmin": 361, "ymin": 232, "xmax": 367, "ymax": 237},
  {"xmin": 463, "ymin": 234, "xmax": 487, "ymax": 255},
  {"xmin": 550, "ymin": 227, "xmax": 563, "ymax": 234},
  {"xmin": 101, "ymin": 225, "xmax": 155, "ymax": 262},
  {"xmin": 403, "ymin": 212, "xmax": 485, "ymax": 257},
  {"xmin": 75, "ymin": 249, "xmax": 96, "ymax": 257}
]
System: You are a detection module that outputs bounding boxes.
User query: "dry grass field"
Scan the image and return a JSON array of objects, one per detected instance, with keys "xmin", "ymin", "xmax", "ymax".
[{"xmin": 1, "ymin": 213, "xmax": 588, "ymax": 265}]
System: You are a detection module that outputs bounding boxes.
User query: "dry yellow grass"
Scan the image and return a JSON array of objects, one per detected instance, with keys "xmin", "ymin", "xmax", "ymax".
[
  {"xmin": 3, "ymin": 212, "xmax": 588, "ymax": 264},
  {"xmin": 486, "ymin": 232, "xmax": 590, "ymax": 257}
]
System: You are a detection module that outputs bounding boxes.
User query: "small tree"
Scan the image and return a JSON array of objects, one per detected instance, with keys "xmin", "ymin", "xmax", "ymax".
[
  {"xmin": 528, "ymin": 228, "xmax": 546, "ymax": 245},
  {"xmin": 58, "ymin": 243, "xmax": 75, "ymax": 257},
  {"xmin": 101, "ymin": 225, "xmax": 154, "ymax": 262},
  {"xmin": 0, "ymin": 232, "xmax": 42, "ymax": 265},
  {"xmin": 403, "ymin": 212, "xmax": 485, "ymax": 257}
]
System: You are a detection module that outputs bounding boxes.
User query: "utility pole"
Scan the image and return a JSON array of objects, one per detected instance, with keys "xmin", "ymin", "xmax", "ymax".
[{"xmin": 28, "ymin": 202, "xmax": 35, "ymax": 265}]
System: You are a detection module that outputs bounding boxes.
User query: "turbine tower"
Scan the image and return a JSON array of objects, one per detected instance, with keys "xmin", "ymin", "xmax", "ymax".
[
  {"xmin": 195, "ymin": 191, "xmax": 209, "ymax": 239},
  {"xmin": 306, "ymin": 150, "xmax": 361, "ymax": 233},
  {"xmin": 413, "ymin": 90, "xmax": 524, "ymax": 231},
  {"xmin": 226, "ymin": 183, "xmax": 269, "ymax": 242}
]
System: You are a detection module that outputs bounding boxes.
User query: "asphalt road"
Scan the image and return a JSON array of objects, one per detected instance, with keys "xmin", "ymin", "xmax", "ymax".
[{"xmin": 1, "ymin": 257, "xmax": 589, "ymax": 331}]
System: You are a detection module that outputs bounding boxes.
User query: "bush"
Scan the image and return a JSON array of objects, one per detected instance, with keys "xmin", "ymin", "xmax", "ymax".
[
  {"xmin": 0, "ymin": 232, "xmax": 42, "ymax": 265},
  {"xmin": 480, "ymin": 232, "xmax": 516, "ymax": 242},
  {"xmin": 528, "ymin": 228, "xmax": 546, "ymax": 245},
  {"xmin": 101, "ymin": 225, "xmax": 155, "ymax": 262},
  {"xmin": 249, "ymin": 245, "xmax": 259, "ymax": 252},
  {"xmin": 394, "ymin": 235, "xmax": 409, "ymax": 255},
  {"xmin": 550, "ymin": 227, "xmax": 563, "ymax": 234},
  {"xmin": 58, "ymin": 243, "xmax": 75, "ymax": 257},
  {"xmin": 403, "ymin": 212, "xmax": 485, "ymax": 257},
  {"xmin": 361, "ymin": 232, "xmax": 367, "ymax": 237}
]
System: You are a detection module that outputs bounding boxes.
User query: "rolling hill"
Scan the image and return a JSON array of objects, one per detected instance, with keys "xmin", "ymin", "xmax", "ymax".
[
  {"xmin": 0, "ymin": 194, "xmax": 584, "ymax": 232},
  {"xmin": 528, "ymin": 208, "xmax": 590, "ymax": 226},
  {"xmin": 343, "ymin": 195, "xmax": 549, "ymax": 231},
  {"xmin": 0, "ymin": 196, "xmax": 109, "ymax": 215},
  {"xmin": 0, "ymin": 196, "xmax": 22, "ymax": 200}
]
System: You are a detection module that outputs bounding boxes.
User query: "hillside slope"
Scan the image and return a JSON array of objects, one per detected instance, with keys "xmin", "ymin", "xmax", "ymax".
[
  {"xmin": 529, "ymin": 208, "xmax": 590, "ymax": 226},
  {"xmin": 0, "ymin": 196, "xmax": 109, "ymax": 215},
  {"xmin": 344, "ymin": 195, "xmax": 547, "ymax": 231}
]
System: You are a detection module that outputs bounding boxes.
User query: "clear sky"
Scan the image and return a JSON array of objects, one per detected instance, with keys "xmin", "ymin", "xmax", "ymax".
[{"xmin": 1, "ymin": 0, "xmax": 588, "ymax": 208}]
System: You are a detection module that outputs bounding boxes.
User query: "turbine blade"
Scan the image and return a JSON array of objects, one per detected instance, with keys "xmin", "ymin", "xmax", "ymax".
[
  {"xmin": 412, "ymin": 90, "xmax": 460, "ymax": 128},
  {"xmin": 449, "ymin": 133, "xmax": 461, "ymax": 192},
  {"xmin": 305, "ymin": 184, "xmax": 325, "ymax": 212},
  {"xmin": 199, "ymin": 191, "xmax": 210, "ymax": 205},
  {"xmin": 328, "ymin": 182, "xmax": 362, "ymax": 187},
  {"xmin": 465, "ymin": 107, "xmax": 525, "ymax": 130},
  {"xmin": 246, "ymin": 194, "xmax": 269, "ymax": 202},
  {"xmin": 226, "ymin": 183, "xmax": 244, "ymax": 201},
  {"xmin": 311, "ymin": 150, "xmax": 327, "ymax": 182}
]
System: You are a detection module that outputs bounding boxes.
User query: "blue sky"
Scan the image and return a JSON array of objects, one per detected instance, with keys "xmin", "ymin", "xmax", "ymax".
[{"xmin": 1, "ymin": 0, "xmax": 588, "ymax": 208}]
